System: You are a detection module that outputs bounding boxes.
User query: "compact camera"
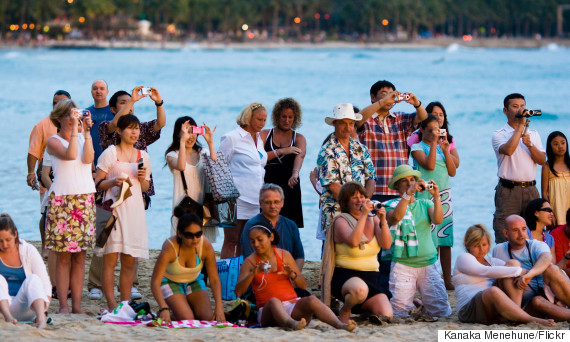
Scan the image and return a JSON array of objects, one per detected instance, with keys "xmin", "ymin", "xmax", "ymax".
[
  {"xmin": 394, "ymin": 93, "xmax": 410, "ymax": 102},
  {"xmin": 141, "ymin": 87, "xmax": 152, "ymax": 95},
  {"xmin": 368, "ymin": 200, "xmax": 383, "ymax": 216},
  {"xmin": 515, "ymin": 109, "xmax": 542, "ymax": 118},
  {"xmin": 72, "ymin": 109, "xmax": 89, "ymax": 119},
  {"xmin": 192, "ymin": 126, "xmax": 205, "ymax": 135},
  {"xmin": 419, "ymin": 181, "xmax": 434, "ymax": 191},
  {"xmin": 263, "ymin": 262, "xmax": 271, "ymax": 274},
  {"xmin": 439, "ymin": 128, "xmax": 447, "ymax": 137}
]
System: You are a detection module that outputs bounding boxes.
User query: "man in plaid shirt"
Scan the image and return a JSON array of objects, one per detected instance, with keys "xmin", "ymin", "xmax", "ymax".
[{"xmin": 357, "ymin": 80, "xmax": 428, "ymax": 202}]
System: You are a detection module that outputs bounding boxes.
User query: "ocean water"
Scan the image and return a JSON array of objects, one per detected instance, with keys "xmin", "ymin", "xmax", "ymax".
[{"xmin": 1, "ymin": 45, "xmax": 568, "ymax": 262}]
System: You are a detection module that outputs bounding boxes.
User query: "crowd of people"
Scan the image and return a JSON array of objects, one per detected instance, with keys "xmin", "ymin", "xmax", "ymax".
[{"xmin": 1, "ymin": 78, "xmax": 569, "ymax": 331}]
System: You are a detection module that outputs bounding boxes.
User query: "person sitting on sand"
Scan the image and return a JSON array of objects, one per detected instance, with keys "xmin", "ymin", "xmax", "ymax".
[
  {"xmin": 0, "ymin": 214, "xmax": 51, "ymax": 329},
  {"xmin": 151, "ymin": 213, "xmax": 225, "ymax": 324},
  {"xmin": 493, "ymin": 215, "xmax": 570, "ymax": 321},
  {"xmin": 385, "ymin": 165, "xmax": 452, "ymax": 318},
  {"xmin": 321, "ymin": 182, "xmax": 393, "ymax": 324},
  {"xmin": 235, "ymin": 224, "xmax": 356, "ymax": 331},
  {"xmin": 453, "ymin": 224, "xmax": 553, "ymax": 326}
]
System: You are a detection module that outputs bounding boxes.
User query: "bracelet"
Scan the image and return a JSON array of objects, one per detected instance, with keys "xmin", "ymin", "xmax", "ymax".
[
  {"xmin": 273, "ymin": 150, "xmax": 279, "ymax": 159},
  {"xmin": 157, "ymin": 307, "xmax": 169, "ymax": 315},
  {"xmin": 155, "ymin": 100, "xmax": 164, "ymax": 107},
  {"xmin": 292, "ymin": 169, "xmax": 299, "ymax": 174},
  {"xmin": 28, "ymin": 172, "xmax": 35, "ymax": 176},
  {"xmin": 291, "ymin": 271, "xmax": 298, "ymax": 280},
  {"xmin": 564, "ymin": 253, "xmax": 570, "ymax": 260},
  {"xmin": 414, "ymin": 101, "xmax": 422, "ymax": 109}
]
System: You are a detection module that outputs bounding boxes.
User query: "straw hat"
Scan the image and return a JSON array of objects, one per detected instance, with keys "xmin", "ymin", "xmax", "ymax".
[
  {"xmin": 324, "ymin": 103, "xmax": 363, "ymax": 126},
  {"xmin": 388, "ymin": 165, "xmax": 421, "ymax": 190}
]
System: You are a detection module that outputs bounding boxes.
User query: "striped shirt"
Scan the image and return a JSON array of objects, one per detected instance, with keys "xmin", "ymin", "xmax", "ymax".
[{"xmin": 358, "ymin": 111, "xmax": 417, "ymax": 196}]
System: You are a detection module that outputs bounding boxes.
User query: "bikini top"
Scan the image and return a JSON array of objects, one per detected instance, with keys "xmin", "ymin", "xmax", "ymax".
[{"xmin": 164, "ymin": 237, "xmax": 204, "ymax": 283}]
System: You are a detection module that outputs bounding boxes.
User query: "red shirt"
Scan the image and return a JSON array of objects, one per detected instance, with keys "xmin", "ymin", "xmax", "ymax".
[{"xmin": 550, "ymin": 225, "xmax": 570, "ymax": 269}]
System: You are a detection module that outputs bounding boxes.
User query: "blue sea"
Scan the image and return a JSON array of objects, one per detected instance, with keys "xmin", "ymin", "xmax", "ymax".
[{"xmin": 1, "ymin": 44, "xmax": 568, "ymax": 261}]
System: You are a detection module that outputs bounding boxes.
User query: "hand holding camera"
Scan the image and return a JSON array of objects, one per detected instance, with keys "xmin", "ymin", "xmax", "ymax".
[
  {"xmin": 394, "ymin": 92, "xmax": 411, "ymax": 103},
  {"xmin": 201, "ymin": 123, "xmax": 217, "ymax": 146}
]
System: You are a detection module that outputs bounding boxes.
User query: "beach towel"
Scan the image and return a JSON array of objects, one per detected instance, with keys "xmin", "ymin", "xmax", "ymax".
[{"xmin": 149, "ymin": 319, "xmax": 239, "ymax": 328}]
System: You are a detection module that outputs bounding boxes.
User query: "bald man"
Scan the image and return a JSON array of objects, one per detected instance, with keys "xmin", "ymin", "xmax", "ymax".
[
  {"xmin": 492, "ymin": 215, "xmax": 570, "ymax": 321},
  {"xmin": 86, "ymin": 79, "xmax": 113, "ymax": 162}
]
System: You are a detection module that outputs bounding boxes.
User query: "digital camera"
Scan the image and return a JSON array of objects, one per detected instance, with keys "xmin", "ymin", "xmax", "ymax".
[
  {"xmin": 192, "ymin": 126, "xmax": 205, "ymax": 135},
  {"xmin": 394, "ymin": 93, "xmax": 410, "ymax": 102},
  {"xmin": 439, "ymin": 128, "xmax": 447, "ymax": 137},
  {"xmin": 141, "ymin": 87, "xmax": 152, "ymax": 95},
  {"xmin": 263, "ymin": 262, "xmax": 271, "ymax": 274},
  {"xmin": 516, "ymin": 109, "xmax": 542, "ymax": 118},
  {"xmin": 368, "ymin": 200, "xmax": 383, "ymax": 216}
]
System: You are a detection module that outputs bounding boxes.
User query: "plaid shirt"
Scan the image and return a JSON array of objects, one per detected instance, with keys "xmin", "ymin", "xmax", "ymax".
[
  {"xmin": 358, "ymin": 111, "xmax": 417, "ymax": 196},
  {"xmin": 317, "ymin": 134, "xmax": 376, "ymax": 233},
  {"xmin": 98, "ymin": 119, "xmax": 161, "ymax": 197}
]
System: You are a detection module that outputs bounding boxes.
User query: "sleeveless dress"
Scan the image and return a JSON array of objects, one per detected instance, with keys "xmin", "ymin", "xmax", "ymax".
[
  {"xmin": 45, "ymin": 134, "xmax": 96, "ymax": 253},
  {"xmin": 264, "ymin": 128, "xmax": 304, "ymax": 228},
  {"xmin": 97, "ymin": 146, "xmax": 150, "ymax": 259},
  {"xmin": 546, "ymin": 168, "xmax": 570, "ymax": 225}
]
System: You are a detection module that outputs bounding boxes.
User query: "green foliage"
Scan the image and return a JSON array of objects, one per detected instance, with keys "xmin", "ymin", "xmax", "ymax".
[{"xmin": 1, "ymin": 0, "xmax": 567, "ymax": 39}]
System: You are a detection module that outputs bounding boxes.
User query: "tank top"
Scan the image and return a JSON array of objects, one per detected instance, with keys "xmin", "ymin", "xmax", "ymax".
[
  {"xmin": 49, "ymin": 134, "xmax": 96, "ymax": 196},
  {"xmin": 333, "ymin": 213, "xmax": 381, "ymax": 271},
  {"xmin": 247, "ymin": 247, "xmax": 298, "ymax": 308},
  {"xmin": 264, "ymin": 128, "xmax": 297, "ymax": 167},
  {"xmin": 164, "ymin": 237, "xmax": 204, "ymax": 283}
]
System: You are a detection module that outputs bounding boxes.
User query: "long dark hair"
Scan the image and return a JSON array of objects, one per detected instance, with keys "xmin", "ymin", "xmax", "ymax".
[
  {"xmin": 424, "ymin": 101, "xmax": 453, "ymax": 143},
  {"xmin": 417, "ymin": 114, "xmax": 439, "ymax": 142},
  {"xmin": 175, "ymin": 213, "xmax": 202, "ymax": 246},
  {"xmin": 523, "ymin": 198, "xmax": 548, "ymax": 231},
  {"xmin": 546, "ymin": 131, "xmax": 570, "ymax": 177},
  {"xmin": 164, "ymin": 116, "xmax": 202, "ymax": 165}
]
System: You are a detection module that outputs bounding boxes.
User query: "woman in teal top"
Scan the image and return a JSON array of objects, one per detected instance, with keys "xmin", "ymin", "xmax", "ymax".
[{"xmin": 410, "ymin": 114, "xmax": 457, "ymax": 290}]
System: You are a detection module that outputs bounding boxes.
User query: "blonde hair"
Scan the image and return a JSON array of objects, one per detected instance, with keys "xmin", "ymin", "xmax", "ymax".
[
  {"xmin": 50, "ymin": 99, "xmax": 77, "ymax": 129},
  {"xmin": 236, "ymin": 102, "xmax": 264, "ymax": 126},
  {"xmin": 463, "ymin": 224, "xmax": 491, "ymax": 251}
]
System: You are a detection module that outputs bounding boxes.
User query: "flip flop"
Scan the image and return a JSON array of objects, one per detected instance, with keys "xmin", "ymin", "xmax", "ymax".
[{"xmin": 368, "ymin": 314, "xmax": 392, "ymax": 325}]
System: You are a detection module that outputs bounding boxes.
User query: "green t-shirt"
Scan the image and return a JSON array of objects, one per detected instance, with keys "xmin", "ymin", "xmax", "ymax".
[{"xmin": 389, "ymin": 198, "xmax": 437, "ymax": 267}]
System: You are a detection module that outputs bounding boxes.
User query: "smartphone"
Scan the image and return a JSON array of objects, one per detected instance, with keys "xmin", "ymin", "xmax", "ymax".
[
  {"xmin": 137, "ymin": 158, "xmax": 144, "ymax": 170},
  {"xmin": 192, "ymin": 126, "xmax": 205, "ymax": 135}
]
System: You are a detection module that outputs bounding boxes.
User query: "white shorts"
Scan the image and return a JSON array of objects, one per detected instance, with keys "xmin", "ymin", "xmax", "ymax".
[
  {"xmin": 257, "ymin": 298, "xmax": 299, "ymax": 323},
  {"xmin": 389, "ymin": 261, "xmax": 451, "ymax": 318},
  {"xmin": 236, "ymin": 199, "xmax": 260, "ymax": 221}
]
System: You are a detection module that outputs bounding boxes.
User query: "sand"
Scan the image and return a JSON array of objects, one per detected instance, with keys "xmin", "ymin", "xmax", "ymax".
[{"xmin": 0, "ymin": 242, "xmax": 566, "ymax": 341}]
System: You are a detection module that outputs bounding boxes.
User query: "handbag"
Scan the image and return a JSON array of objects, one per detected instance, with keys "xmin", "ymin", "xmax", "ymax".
[
  {"xmin": 95, "ymin": 200, "xmax": 116, "ymax": 249},
  {"xmin": 201, "ymin": 152, "xmax": 240, "ymax": 202},
  {"xmin": 172, "ymin": 170, "xmax": 203, "ymax": 220},
  {"xmin": 202, "ymin": 192, "xmax": 220, "ymax": 228}
]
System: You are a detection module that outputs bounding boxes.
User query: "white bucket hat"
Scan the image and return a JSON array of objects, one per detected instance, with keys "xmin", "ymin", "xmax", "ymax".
[{"xmin": 324, "ymin": 103, "xmax": 363, "ymax": 126}]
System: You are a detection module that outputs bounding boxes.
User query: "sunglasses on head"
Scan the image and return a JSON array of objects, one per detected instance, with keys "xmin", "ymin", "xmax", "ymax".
[
  {"xmin": 182, "ymin": 230, "xmax": 203, "ymax": 239},
  {"xmin": 537, "ymin": 207, "xmax": 553, "ymax": 213}
]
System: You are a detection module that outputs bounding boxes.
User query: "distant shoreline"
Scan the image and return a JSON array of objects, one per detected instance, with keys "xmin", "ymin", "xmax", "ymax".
[{"xmin": 1, "ymin": 38, "xmax": 569, "ymax": 50}]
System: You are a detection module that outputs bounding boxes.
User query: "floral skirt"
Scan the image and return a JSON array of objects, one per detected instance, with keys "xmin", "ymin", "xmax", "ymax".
[{"xmin": 45, "ymin": 192, "xmax": 95, "ymax": 253}]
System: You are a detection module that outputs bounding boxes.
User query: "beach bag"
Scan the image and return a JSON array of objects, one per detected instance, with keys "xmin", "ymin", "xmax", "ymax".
[
  {"xmin": 202, "ymin": 192, "xmax": 220, "ymax": 228},
  {"xmin": 172, "ymin": 170, "xmax": 204, "ymax": 220},
  {"xmin": 201, "ymin": 152, "xmax": 240, "ymax": 202},
  {"xmin": 95, "ymin": 200, "xmax": 116, "ymax": 249},
  {"xmin": 216, "ymin": 255, "xmax": 243, "ymax": 300}
]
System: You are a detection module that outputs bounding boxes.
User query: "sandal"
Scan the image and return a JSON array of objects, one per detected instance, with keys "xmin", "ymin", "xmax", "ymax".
[{"xmin": 368, "ymin": 314, "xmax": 392, "ymax": 325}]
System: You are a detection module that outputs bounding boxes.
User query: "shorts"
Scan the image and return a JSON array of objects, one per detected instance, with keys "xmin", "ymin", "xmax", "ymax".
[
  {"xmin": 160, "ymin": 274, "xmax": 206, "ymax": 299},
  {"xmin": 236, "ymin": 199, "xmax": 260, "ymax": 220},
  {"xmin": 457, "ymin": 291, "xmax": 489, "ymax": 324},
  {"xmin": 331, "ymin": 267, "xmax": 390, "ymax": 313},
  {"xmin": 257, "ymin": 298, "xmax": 299, "ymax": 323}
]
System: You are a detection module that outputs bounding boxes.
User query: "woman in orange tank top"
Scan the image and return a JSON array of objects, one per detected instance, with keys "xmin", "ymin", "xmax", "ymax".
[{"xmin": 235, "ymin": 225, "xmax": 356, "ymax": 331}]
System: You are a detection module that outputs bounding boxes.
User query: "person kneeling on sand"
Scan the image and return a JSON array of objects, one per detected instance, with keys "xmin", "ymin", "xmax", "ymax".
[
  {"xmin": 385, "ymin": 165, "xmax": 452, "ymax": 318},
  {"xmin": 0, "ymin": 214, "xmax": 51, "ymax": 329},
  {"xmin": 151, "ymin": 213, "xmax": 225, "ymax": 324},
  {"xmin": 321, "ymin": 182, "xmax": 393, "ymax": 324},
  {"xmin": 235, "ymin": 224, "xmax": 356, "ymax": 331}
]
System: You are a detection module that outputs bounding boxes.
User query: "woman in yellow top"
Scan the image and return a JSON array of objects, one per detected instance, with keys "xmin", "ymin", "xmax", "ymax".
[
  {"xmin": 151, "ymin": 213, "xmax": 225, "ymax": 324},
  {"xmin": 541, "ymin": 131, "xmax": 570, "ymax": 226},
  {"xmin": 322, "ymin": 182, "xmax": 393, "ymax": 324}
]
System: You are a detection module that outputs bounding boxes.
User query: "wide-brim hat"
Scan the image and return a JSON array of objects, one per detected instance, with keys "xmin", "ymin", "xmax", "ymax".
[
  {"xmin": 388, "ymin": 164, "xmax": 421, "ymax": 190},
  {"xmin": 324, "ymin": 103, "xmax": 363, "ymax": 126}
]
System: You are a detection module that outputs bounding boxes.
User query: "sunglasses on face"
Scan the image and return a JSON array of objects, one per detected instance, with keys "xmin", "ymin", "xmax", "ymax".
[
  {"xmin": 182, "ymin": 230, "xmax": 203, "ymax": 239},
  {"xmin": 537, "ymin": 208, "xmax": 553, "ymax": 213}
]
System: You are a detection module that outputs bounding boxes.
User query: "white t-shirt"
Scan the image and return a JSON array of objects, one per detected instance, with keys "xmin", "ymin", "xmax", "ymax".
[
  {"xmin": 49, "ymin": 134, "xmax": 96, "ymax": 196},
  {"xmin": 492, "ymin": 123, "xmax": 544, "ymax": 181}
]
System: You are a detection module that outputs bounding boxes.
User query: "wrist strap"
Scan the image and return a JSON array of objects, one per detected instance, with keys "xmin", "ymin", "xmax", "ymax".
[{"xmin": 155, "ymin": 100, "xmax": 164, "ymax": 107}]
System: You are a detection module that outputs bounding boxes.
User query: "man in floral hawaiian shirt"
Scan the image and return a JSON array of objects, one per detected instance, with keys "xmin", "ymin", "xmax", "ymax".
[{"xmin": 317, "ymin": 103, "xmax": 376, "ymax": 236}]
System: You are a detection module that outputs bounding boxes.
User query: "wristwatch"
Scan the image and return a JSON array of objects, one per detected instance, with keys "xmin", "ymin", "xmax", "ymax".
[{"xmin": 401, "ymin": 192, "xmax": 412, "ymax": 201}]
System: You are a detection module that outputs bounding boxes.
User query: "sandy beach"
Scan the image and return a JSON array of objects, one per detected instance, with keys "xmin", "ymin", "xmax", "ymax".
[{"xmin": 0, "ymin": 242, "xmax": 566, "ymax": 341}]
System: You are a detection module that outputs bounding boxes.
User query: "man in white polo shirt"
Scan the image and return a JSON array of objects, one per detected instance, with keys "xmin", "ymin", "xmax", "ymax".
[{"xmin": 492, "ymin": 93, "xmax": 545, "ymax": 243}]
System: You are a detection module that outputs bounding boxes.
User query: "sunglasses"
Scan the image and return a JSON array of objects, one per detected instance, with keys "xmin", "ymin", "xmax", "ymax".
[
  {"xmin": 537, "ymin": 208, "xmax": 553, "ymax": 213},
  {"xmin": 182, "ymin": 230, "xmax": 203, "ymax": 239}
]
